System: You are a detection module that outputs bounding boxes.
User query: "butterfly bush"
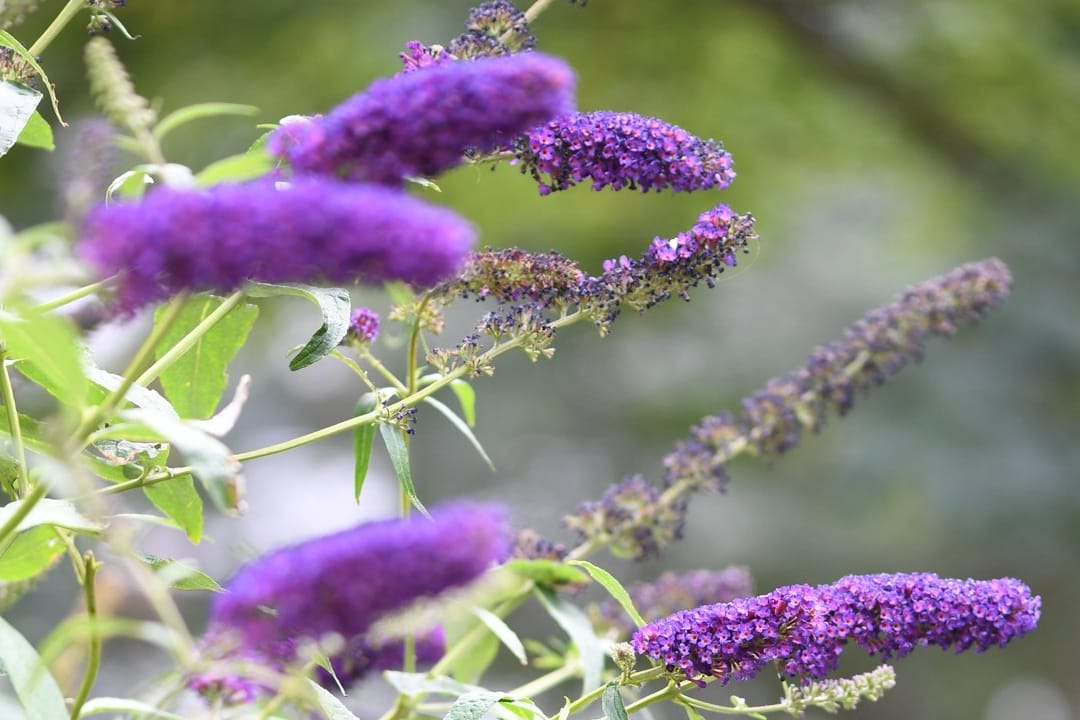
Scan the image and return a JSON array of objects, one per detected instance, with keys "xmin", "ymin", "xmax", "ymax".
[
  {"xmin": 80, "ymin": 180, "xmax": 475, "ymax": 312},
  {"xmin": 192, "ymin": 503, "xmax": 510, "ymax": 701},
  {"xmin": 0, "ymin": 2, "xmax": 1044, "ymax": 720}
]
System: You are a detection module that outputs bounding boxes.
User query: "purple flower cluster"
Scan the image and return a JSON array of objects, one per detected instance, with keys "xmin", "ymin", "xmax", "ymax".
[
  {"xmin": 439, "ymin": 247, "xmax": 586, "ymax": 309},
  {"xmin": 632, "ymin": 573, "xmax": 1040, "ymax": 684},
  {"xmin": 664, "ymin": 258, "xmax": 1012, "ymax": 470},
  {"xmin": 346, "ymin": 307, "xmax": 380, "ymax": 344},
  {"xmin": 399, "ymin": 40, "xmax": 454, "ymax": 74},
  {"xmin": 192, "ymin": 502, "xmax": 510, "ymax": 700},
  {"xmin": 451, "ymin": 0, "xmax": 536, "ymax": 58},
  {"xmin": 79, "ymin": 180, "xmax": 475, "ymax": 313},
  {"xmin": 515, "ymin": 111, "xmax": 736, "ymax": 195},
  {"xmin": 270, "ymin": 52, "xmax": 575, "ymax": 184},
  {"xmin": 595, "ymin": 567, "xmax": 754, "ymax": 639}
]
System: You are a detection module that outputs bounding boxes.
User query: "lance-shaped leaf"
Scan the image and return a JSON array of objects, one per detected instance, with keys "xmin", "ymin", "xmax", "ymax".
[
  {"xmin": 535, "ymin": 586, "xmax": 606, "ymax": 694},
  {"xmin": 568, "ymin": 560, "xmax": 646, "ymax": 627},
  {"xmin": 15, "ymin": 111, "xmax": 53, "ymax": 151},
  {"xmin": 0, "ymin": 615, "xmax": 68, "ymax": 720},
  {"xmin": 0, "ymin": 306, "xmax": 87, "ymax": 409},
  {"xmin": 601, "ymin": 683, "xmax": 629, "ymax": 720},
  {"xmin": 378, "ymin": 423, "xmax": 427, "ymax": 516},
  {"xmin": 353, "ymin": 393, "xmax": 378, "ymax": 503},
  {"xmin": 153, "ymin": 102, "xmax": 259, "ymax": 142},
  {"xmin": 153, "ymin": 294, "xmax": 258, "ymax": 419},
  {"xmin": 245, "ymin": 282, "xmax": 350, "ymax": 371},
  {"xmin": 423, "ymin": 397, "xmax": 495, "ymax": 471},
  {"xmin": 144, "ymin": 477, "xmax": 203, "ymax": 543}
]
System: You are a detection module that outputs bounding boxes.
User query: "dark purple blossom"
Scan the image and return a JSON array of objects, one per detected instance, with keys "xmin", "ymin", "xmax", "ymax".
[
  {"xmin": 632, "ymin": 573, "xmax": 1040, "ymax": 685},
  {"xmin": 80, "ymin": 180, "xmax": 475, "ymax": 313},
  {"xmin": 193, "ymin": 502, "xmax": 510, "ymax": 700},
  {"xmin": 515, "ymin": 111, "xmax": 735, "ymax": 195},
  {"xmin": 270, "ymin": 52, "xmax": 575, "ymax": 184},
  {"xmin": 595, "ymin": 567, "xmax": 754, "ymax": 639},
  {"xmin": 664, "ymin": 258, "xmax": 1012, "ymax": 473},
  {"xmin": 347, "ymin": 307, "xmax": 380, "ymax": 344},
  {"xmin": 399, "ymin": 40, "xmax": 455, "ymax": 73}
]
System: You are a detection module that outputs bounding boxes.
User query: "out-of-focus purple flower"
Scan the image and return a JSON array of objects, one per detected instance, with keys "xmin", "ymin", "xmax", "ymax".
[
  {"xmin": 80, "ymin": 180, "xmax": 475, "ymax": 313},
  {"xmin": 594, "ymin": 568, "xmax": 754, "ymax": 639},
  {"xmin": 346, "ymin": 307, "xmax": 380, "ymax": 344},
  {"xmin": 399, "ymin": 40, "xmax": 455, "ymax": 73},
  {"xmin": 515, "ymin": 111, "xmax": 735, "ymax": 195},
  {"xmin": 270, "ymin": 52, "xmax": 575, "ymax": 185},
  {"xmin": 193, "ymin": 502, "xmax": 511, "ymax": 700},
  {"xmin": 632, "ymin": 573, "xmax": 1040, "ymax": 685}
]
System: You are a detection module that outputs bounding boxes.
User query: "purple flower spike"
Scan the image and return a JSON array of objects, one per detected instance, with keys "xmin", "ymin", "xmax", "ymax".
[
  {"xmin": 632, "ymin": 573, "xmax": 1040, "ymax": 685},
  {"xmin": 347, "ymin": 307, "xmax": 380, "ymax": 344},
  {"xmin": 271, "ymin": 52, "xmax": 575, "ymax": 184},
  {"xmin": 516, "ymin": 111, "xmax": 735, "ymax": 195},
  {"xmin": 195, "ymin": 502, "xmax": 510, "ymax": 700},
  {"xmin": 80, "ymin": 180, "xmax": 475, "ymax": 313}
]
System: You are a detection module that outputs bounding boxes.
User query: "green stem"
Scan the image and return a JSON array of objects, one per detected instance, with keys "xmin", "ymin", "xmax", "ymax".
[
  {"xmin": 522, "ymin": 0, "xmax": 559, "ymax": 23},
  {"xmin": 358, "ymin": 350, "xmax": 408, "ymax": 394},
  {"xmin": 0, "ymin": 351, "xmax": 30, "ymax": 496},
  {"xmin": 679, "ymin": 695, "xmax": 788, "ymax": 716},
  {"xmin": 508, "ymin": 660, "xmax": 581, "ymax": 700},
  {"xmin": 621, "ymin": 681, "xmax": 686, "ymax": 715},
  {"xmin": 33, "ymin": 278, "xmax": 113, "ymax": 313},
  {"xmin": 561, "ymin": 667, "xmax": 667, "ymax": 718},
  {"xmin": 27, "ymin": 0, "xmax": 85, "ymax": 56},
  {"xmin": 406, "ymin": 294, "xmax": 433, "ymax": 396},
  {"xmin": 73, "ymin": 294, "xmax": 189, "ymax": 444},
  {"xmin": 68, "ymin": 553, "xmax": 101, "ymax": 720},
  {"xmin": 133, "ymin": 290, "xmax": 245, "ymax": 388},
  {"xmin": 0, "ymin": 481, "xmax": 47, "ymax": 548}
]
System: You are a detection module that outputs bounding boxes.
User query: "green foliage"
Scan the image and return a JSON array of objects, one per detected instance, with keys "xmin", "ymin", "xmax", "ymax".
[
  {"xmin": 0, "ymin": 305, "xmax": 87, "ymax": 409},
  {"xmin": 602, "ymin": 684, "xmax": 630, "ymax": 720},
  {"xmin": 423, "ymin": 396, "xmax": 495, "ymax": 471},
  {"xmin": 143, "ymin": 477, "xmax": 203, "ymax": 543},
  {"xmin": 378, "ymin": 423, "xmax": 428, "ymax": 515},
  {"xmin": 154, "ymin": 294, "xmax": 259, "ymax": 419},
  {"xmin": 245, "ymin": 282, "xmax": 351, "ymax": 371},
  {"xmin": 0, "ymin": 80, "xmax": 43, "ymax": 157},
  {"xmin": 352, "ymin": 393, "xmax": 378, "ymax": 502},
  {"xmin": 535, "ymin": 586, "xmax": 606, "ymax": 694},
  {"xmin": 568, "ymin": 560, "xmax": 645, "ymax": 628},
  {"xmin": 140, "ymin": 554, "xmax": 223, "ymax": 592},
  {"xmin": 15, "ymin": 111, "xmax": 52, "ymax": 151},
  {"xmin": 0, "ymin": 525, "xmax": 63, "ymax": 582},
  {"xmin": 0, "ymin": 614, "xmax": 68, "ymax": 720}
]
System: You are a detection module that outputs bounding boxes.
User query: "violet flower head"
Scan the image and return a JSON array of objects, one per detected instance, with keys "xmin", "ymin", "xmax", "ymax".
[
  {"xmin": 515, "ymin": 111, "xmax": 736, "ymax": 195},
  {"xmin": 346, "ymin": 307, "xmax": 380, "ymax": 344},
  {"xmin": 194, "ymin": 502, "xmax": 510, "ymax": 700},
  {"xmin": 399, "ymin": 40, "xmax": 455, "ymax": 74},
  {"xmin": 595, "ymin": 567, "xmax": 754, "ymax": 639},
  {"xmin": 79, "ymin": 180, "xmax": 475, "ymax": 313},
  {"xmin": 632, "ymin": 573, "xmax": 1040, "ymax": 685},
  {"xmin": 270, "ymin": 52, "xmax": 575, "ymax": 185},
  {"xmin": 663, "ymin": 257, "xmax": 1012, "ymax": 472}
]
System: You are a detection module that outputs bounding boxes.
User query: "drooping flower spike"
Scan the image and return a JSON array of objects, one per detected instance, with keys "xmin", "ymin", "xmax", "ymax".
[
  {"xmin": 270, "ymin": 52, "xmax": 575, "ymax": 185},
  {"xmin": 632, "ymin": 573, "xmax": 1039, "ymax": 684},
  {"xmin": 192, "ymin": 502, "xmax": 511, "ymax": 701},
  {"xmin": 515, "ymin": 111, "xmax": 736, "ymax": 195},
  {"xmin": 80, "ymin": 180, "xmax": 475, "ymax": 313}
]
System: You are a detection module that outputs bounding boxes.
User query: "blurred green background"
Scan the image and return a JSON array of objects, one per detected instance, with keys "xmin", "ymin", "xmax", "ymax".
[{"xmin": 2, "ymin": 0, "xmax": 1078, "ymax": 718}]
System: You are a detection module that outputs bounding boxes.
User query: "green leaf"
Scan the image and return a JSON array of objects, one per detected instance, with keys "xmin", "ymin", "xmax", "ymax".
[
  {"xmin": 449, "ymin": 379, "xmax": 477, "ymax": 427},
  {"xmin": 353, "ymin": 394, "xmax": 378, "ymax": 503},
  {"xmin": 404, "ymin": 175, "xmax": 442, "ymax": 192},
  {"xmin": 678, "ymin": 701, "xmax": 708, "ymax": 720},
  {"xmin": 568, "ymin": 560, "xmax": 646, "ymax": 628},
  {"xmin": 601, "ymin": 684, "xmax": 629, "ymax": 720},
  {"xmin": 423, "ymin": 397, "xmax": 495, "ymax": 471},
  {"xmin": 377, "ymin": 423, "xmax": 428, "ymax": 516},
  {"xmin": 15, "ymin": 110, "xmax": 53, "ymax": 151},
  {"xmin": 306, "ymin": 680, "xmax": 361, "ymax": 720},
  {"xmin": 534, "ymin": 586, "xmax": 606, "ymax": 695},
  {"xmin": 382, "ymin": 671, "xmax": 476, "ymax": 697},
  {"xmin": 245, "ymin": 283, "xmax": 351, "ymax": 371},
  {"xmin": 77, "ymin": 697, "xmax": 184, "ymax": 719},
  {"xmin": 449, "ymin": 629, "xmax": 500, "ymax": 685},
  {"xmin": 106, "ymin": 168, "xmax": 151, "ymax": 201},
  {"xmin": 83, "ymin": 359, "xmax": 178, "ymax": 418},
  {"xmin": 196, "ymin": 147, "xmax": 274, "ymax": 186},
  {"xmin": 0, "ymin": 497, "xmax": 103, "ymax": 536},
  {"xmin": 0, "ymin": 307, "xmax": 87, "ymax": 409},
  {"xmin": 154, "ymin": 295, "xmax": 259, "ymax": 419},
  {"xmin": 153, "ymin": 102, "xmax": 259, "ymax": 142},
  {"xmin": 504, "ymin": 558, "xmax": 588, "ymax": 588},
  {"xmin": 446, "ymin": 692, "xmax": 511, "ymax": 720},
  {"xmin": 0, "ymin": 614, "xmax": 68, "ymax": 720},
  {"xmin": 140, "ymin": 554, "xmax": 223, "ymax": 592},
  {"xmin": 0, "ymin": 31, "xmax": 61, "ymax": 123},
  {"xmin": 122, "ymin": 410, "xmax": 241, "ymax": 512},
  {"xmin": 472, "ymin": 607, "xmax": 527, "ymax": 665},
  {"xmin": 144, "ymin": 477, "xmax": 203, "ymax": 543},
  {"xmin": 0, "ymin": 81, "xmax": 41, "ymax": 157},
  {"xmin": 0, "ymin": 525, "xmax": 64, "ymax": 582}
]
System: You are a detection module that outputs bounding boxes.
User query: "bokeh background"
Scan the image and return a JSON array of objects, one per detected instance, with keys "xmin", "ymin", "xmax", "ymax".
[{"xmin": 2, "ymin": 0, "xmax": 1078, "ymax": 718}]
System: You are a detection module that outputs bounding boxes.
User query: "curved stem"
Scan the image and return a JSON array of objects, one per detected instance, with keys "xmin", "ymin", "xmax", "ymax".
[
  {"xmin": 68, "ymin": 553, "xmax": 101, "ymax": 720},
  {"xmin": 358, "ymin": 349, "xmax": 408, "ymax": 394},
  {"xmin": 509, "ymin": 660, "xmax": 581, "ymax": 700},
  {"xmin": 73, "ymin": 294, "xmax": 188, "ymax": 444},
  {"xmin": 0, "ymin": 352, "xmax": 29, "ymax": 496},
  {"xmin": 27, "ymin": 0, "xmax": 85, "ymax": 56},
  {"xmin": 0, "ymin": 480, "xmax": 47, "ymax": 547},
  {"xmin": 406, "ymin": 294, "xmax": 433, "ymax": 396},
  {"xmin": 134, "ymin": 290, "xmax": 245, "ymax": 388},
  {"xmin": 33, "ymin": 278, "xmax": 113, "ymax": 313}
]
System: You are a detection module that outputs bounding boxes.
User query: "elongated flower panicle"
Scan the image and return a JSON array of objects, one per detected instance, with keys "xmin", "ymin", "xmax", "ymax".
[
  {"xmin": 632, "ymin": 573, "xmax": 1039, "ymax": 685},
  {"xmin": 440, "ymin": 247, "xmax": 586, "ymax": 309},
  {"xmin": 80, "ymin": 180, "xmax": 475, "ymax": 312},
  {"xmin": 663, "ymin": 258, "xmax": 1012, "ymax": 470},
  {"xmin": 451, "ymin": 0, "xmax": 536, "ymax": 58},
  {"xmin": 270, "ymin": 52, "xmax": 575, "ymax": 184},
  {"xmin": 194, "ymin": 503, "xmax": 510, "ymax": 699},
  {"xmin": 515, "ymin": 111, "xmax": 735, "ymax": 195},
  {"xmin": 595, "ymin": 567, "xmax": 754, "ymax": 639}
]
